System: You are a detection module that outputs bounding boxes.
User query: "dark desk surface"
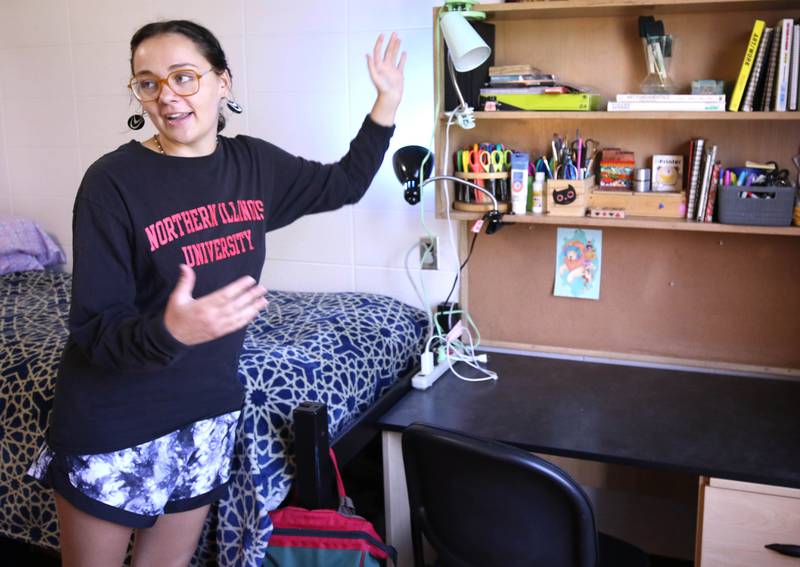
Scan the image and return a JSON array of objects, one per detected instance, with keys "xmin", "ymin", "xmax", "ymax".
[{"xmin": 378, "ymin": 352, "xmax": 800, "ymax": 489}]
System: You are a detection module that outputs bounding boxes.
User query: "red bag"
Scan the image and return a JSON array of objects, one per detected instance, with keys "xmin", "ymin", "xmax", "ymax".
[{"xmin": 266, "ymin": 449, "xmax": 397, "ymax": 566}]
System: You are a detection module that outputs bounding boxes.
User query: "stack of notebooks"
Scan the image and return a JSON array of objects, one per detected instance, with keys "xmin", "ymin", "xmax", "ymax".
[
  {"xmin": 730, "ymin": 18, "xmax": 800, "ymax": 112},
  {"xmin": 608, "ymin": 93, "xmax": 726, "ymax": 111},
  {"xmin": 685, "ymin": 138, "xmax": 721, "ymax": 222},
  {"xmin": 479, "ymin": 64, "xmax": 601, "ymax": 111}
]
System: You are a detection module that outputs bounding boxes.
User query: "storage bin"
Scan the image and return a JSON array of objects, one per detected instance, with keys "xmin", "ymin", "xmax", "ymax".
[
  {"xmin": 546, "ymin": 177, "xmax": 593, "ymax": 217},
  {"xmin": 717, "ymin": 185, "xmax": 795, "ymax": 226}
]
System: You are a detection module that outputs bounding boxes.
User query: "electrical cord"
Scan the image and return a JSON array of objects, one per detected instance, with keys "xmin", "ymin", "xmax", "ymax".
[
  {"xmin": 402, "ymin": 7, "xmax": 495, "ymax": 385},
  {"xmin": 443, "ymin": 230, "xmax": 478, "ymax": 307}
]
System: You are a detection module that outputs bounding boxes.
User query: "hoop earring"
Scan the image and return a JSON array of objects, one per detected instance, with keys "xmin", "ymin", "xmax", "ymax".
[
  {"xmin": 127, "ymin": 110, "xmax": 146, "ymax": 130},
  {"xmin": 226, "ymin": 99, "xmax": 243, "ymax": 114}
]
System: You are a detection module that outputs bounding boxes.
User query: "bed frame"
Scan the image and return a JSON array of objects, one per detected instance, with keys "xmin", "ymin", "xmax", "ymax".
[{"xmin": 294, "ymin": 370, "xmax": 413, "ymax": 509}]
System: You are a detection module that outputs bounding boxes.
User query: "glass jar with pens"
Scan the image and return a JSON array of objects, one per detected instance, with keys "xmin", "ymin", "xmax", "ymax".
[{"xmin": 639, "ymin": 16, "xmax": 677, "ymax": 94}]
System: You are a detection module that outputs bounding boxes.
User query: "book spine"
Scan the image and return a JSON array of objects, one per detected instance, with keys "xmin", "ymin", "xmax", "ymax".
[
  {"xmin": 742, "ymin": 28, "xmax": 772, "ymax": 112},
  {"xmin": 729, "ymin": 19, "xmax": 765, "ymax": 112},
  {"xmin": 705, "ymin": 163, "xmax": 721, "ymax": 222},
  {"xmin": 762, "ymin": 27, "xmax": 781, "ymax": 111},
  {"xmin": 686, "ymin": 138, "xmax": 705, "ymax": 220},
  {"xmin": 686, "ymin": 138, "xmax": 696, "ymax": 204},
  {"xmin": 616, "ymin": 94, "xmax": 725, "ymax": 103},
  {"xmin": 752, "ymin": 30, "xmax": 775, "ymax": 111},
  {"xmin": 695, "ymin": 152, "xmax": 712, "ymax": 222},
  {"xmin": 607, "ymin": 101, "xmax": 725, "ymax": 111},
  {"xmin": 775, "ymin": 19, "xmax": 794, "ymax": 112},
  {"xmin": 790, "ymin": 24, "xmax": 800, "ymax": 111},
  {"xmin": 696, "ymin": 145, "xmax": 717, "ymax": 222}
]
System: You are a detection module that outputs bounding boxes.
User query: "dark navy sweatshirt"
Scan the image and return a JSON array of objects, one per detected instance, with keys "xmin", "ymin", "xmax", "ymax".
[{"xmin": 49, "ymin": 115, "xmax": 394, "ymax": 454}]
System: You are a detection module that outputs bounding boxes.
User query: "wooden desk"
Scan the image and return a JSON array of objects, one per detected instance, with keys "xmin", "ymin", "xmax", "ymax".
[{"xmin": 377, "ymin": 352, "xmax": 800, "ymax": 566}]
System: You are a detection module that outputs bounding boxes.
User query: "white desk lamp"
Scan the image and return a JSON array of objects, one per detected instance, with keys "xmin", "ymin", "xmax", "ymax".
[{"xmin": 439, "ymin": 4, "xmax": 491, "ymax": 129}]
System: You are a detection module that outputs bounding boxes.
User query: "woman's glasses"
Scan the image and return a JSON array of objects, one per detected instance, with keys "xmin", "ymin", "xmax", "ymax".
[{"xmin": 128, "ymin": 68, "xmax": 214, "ymax": 102}]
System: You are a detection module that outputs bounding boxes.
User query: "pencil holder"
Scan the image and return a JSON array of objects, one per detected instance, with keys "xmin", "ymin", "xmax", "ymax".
[
  {"xmin": 641, "ymin": 34, "xmax": 677, "ymax": 94},
  {"xmin": 454, "ymin": 171, "xmax": 511, "ymax": 212},
  {"xmin": 546, "ymin": 177, "xmax": 593, "ymax": 217}
]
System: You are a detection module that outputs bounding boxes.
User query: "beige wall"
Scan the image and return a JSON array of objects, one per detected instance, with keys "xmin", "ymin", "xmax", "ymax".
[{"xmin": 0, "ymin": 0, "xmax": 459, "ymax": 307}]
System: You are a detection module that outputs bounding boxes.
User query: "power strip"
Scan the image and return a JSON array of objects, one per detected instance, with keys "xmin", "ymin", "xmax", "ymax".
[{"xmin": 412, "ymin": 362, "xmax": 450, "ymax": 390}]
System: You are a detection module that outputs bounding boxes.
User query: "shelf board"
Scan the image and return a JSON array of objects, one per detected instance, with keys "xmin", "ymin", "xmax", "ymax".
[
  {"xmin": 443, "ymin": 210, "xmax": 800, "ymax": 236},
  {"xmin": 446, "ymin": 111, "xmax": 800, "ymax": 121},
  {"xmin": 477, "ymin": 0, "xmax": 799, "ymax": 19}
]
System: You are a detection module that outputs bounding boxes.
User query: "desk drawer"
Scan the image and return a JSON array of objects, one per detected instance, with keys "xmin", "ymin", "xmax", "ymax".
[{"xmin": 699, "ymin": 479, "xmax": 800, "ymax": 567}]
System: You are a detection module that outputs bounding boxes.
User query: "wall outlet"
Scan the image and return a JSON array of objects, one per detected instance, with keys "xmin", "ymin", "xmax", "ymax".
[{"xmin": 419, "ymin": 237, "xmax": 438, "ymax": 270}]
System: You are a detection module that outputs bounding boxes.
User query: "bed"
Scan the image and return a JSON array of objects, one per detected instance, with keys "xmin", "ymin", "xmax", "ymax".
[{"xmin": 0, "ymin": 269, "xmax": 427, "ymax": 566}]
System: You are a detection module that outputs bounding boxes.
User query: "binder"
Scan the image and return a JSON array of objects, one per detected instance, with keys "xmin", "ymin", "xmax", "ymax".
[{"xmin": 480, "ymin": 93, "xmax": 601, "ymax": 111}]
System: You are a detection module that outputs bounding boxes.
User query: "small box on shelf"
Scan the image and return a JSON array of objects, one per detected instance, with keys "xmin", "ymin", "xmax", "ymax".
[
  {"xmin": 546, "ymin": 177, "xmax": 593, "ymax": 217},
  {"xmin": 588, "ymin": 189, "xmax": 685, "ymax": 218}
]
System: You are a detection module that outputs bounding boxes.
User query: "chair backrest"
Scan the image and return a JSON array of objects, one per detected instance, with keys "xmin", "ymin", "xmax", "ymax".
[{"xmin": 402, "ymin": 423, "xmax": 599, "ymax": 567}]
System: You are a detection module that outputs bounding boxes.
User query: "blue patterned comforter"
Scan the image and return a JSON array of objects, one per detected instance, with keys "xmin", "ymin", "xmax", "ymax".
[{"xmin": 0, "ymin": 270, "xmax": 427, "ymax": 566}]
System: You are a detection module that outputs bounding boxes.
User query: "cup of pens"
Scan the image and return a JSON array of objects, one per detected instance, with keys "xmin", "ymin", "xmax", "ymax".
[{"xmin": 639, "ymin": 16, "xmax": 677, "ymax": 94}]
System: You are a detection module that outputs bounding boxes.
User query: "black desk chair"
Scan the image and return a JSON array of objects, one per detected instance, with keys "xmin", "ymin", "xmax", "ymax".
[{"xmin": 402, "ymin": 423, "xmax": 650, "ymax": 567}]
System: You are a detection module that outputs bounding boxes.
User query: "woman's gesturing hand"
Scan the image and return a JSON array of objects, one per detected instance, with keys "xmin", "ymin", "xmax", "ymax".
[
  {"xmin": 367, "ymin": 32, "xmax": 406, "ymax": 126},
  {"xmin": 164, "ymin": 264, "xmax": 268, "ymax": 346}
]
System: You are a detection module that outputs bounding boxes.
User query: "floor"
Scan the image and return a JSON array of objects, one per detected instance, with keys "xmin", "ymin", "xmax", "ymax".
[{"xmin": 1, "ymin": 437, "xmax": 694, "ymax": 566}]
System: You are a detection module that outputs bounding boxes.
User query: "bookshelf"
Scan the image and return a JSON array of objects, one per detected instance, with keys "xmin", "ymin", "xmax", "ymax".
[
  {"xmin": 428, "ymin": 5, "xmax": 800, "ymax": 562},
  {"xmin": 432, "ymin": 0, "xmax": 800, "ymax": 372},
  {"xmin": 433, "ymin": 0, "xmax": 800, "ymax": 235}
]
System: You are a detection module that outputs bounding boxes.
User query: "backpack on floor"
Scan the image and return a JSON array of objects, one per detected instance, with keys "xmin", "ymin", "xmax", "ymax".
[{"xmin": 266, "ymin": 449, "xmax": 397, "ymax": 567}]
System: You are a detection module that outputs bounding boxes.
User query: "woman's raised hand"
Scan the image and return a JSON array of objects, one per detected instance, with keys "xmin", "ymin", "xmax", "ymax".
[
  {"xmin": 367, "ymin": 32, "xmax": 406, "ymax": 126},
  {"xmin": 164, "ymin": 264, "xmax": 268, "ymax": 346}
]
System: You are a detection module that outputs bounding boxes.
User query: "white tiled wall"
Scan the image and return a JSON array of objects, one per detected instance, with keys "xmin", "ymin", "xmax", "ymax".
[{"xmin": 0, "ymin": 0, "xmax": 455, "ymax": 310}]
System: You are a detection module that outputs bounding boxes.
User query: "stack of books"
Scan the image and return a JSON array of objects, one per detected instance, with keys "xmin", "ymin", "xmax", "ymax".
[
  {"xmin": 729, "ymin": 18, "xmax": 800, "ymax": 112},
  {"xmin": 685, "ymin": 138, "xmax": 721, "ymax": 222},
  {"xmin": 480, "ymin": 65, "xmax": 601, "ymax": 111},
  {"xmin": 607, "ymin": 93, "xmax": 726, "ymax": 112}
]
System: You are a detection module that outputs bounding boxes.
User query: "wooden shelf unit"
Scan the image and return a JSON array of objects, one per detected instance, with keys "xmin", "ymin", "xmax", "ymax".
[
  {"xmin": 446, "ymin": 210, "xmax": 800, "ymax": 235},
  {"xmin": 467, "ymin": 111, "xmax": 800, "ymax": 120},
  {"xmin": 432, "ymin": 0, "xmax": 800, "ymax": 372},
  {"xmin": 433, "ymin": 0, "xmax": 800, "ymax": 234}
]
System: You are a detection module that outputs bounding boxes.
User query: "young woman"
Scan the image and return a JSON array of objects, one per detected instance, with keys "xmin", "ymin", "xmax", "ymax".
[{"xmin": 27, "ymin": 20, "xmax": 405, "ymax": 567}]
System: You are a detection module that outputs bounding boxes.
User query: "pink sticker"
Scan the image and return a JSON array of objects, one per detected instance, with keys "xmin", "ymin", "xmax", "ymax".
[{"xmin": 471, "ymin": 219, "xmax": 484, "ymax": 233}]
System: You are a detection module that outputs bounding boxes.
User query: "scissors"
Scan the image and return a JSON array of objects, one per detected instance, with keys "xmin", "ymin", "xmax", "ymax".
[
  {"xmin": 468, "ymin": 145, "xmax": 491, "ymax": 174},
  {"xmin": 555, "ymin": 157, "xmax": 578, "ymax": 180},
  {"xmin": 467, "ymin": 145, "xmax": 491, "ymax": 201},
  {"xmin": 489, "ymin": 149, "xmax": 511, "ymax": 172},
  {"xmin": 570, "ymin": 138, "xmax": 599, "ymax": 178},
  {"xmin": 761, "ymin": 161, "xmax": 791, "ymax": 186}
]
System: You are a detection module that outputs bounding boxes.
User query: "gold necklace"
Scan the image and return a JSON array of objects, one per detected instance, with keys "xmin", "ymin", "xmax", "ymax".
[
  {"xmin": 152, "ymin": 134, "xmax": 218, "ymax": 156},
  {"xmin": 153, "ymin": 134, "xmax": 166, "ymax": 154}
]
